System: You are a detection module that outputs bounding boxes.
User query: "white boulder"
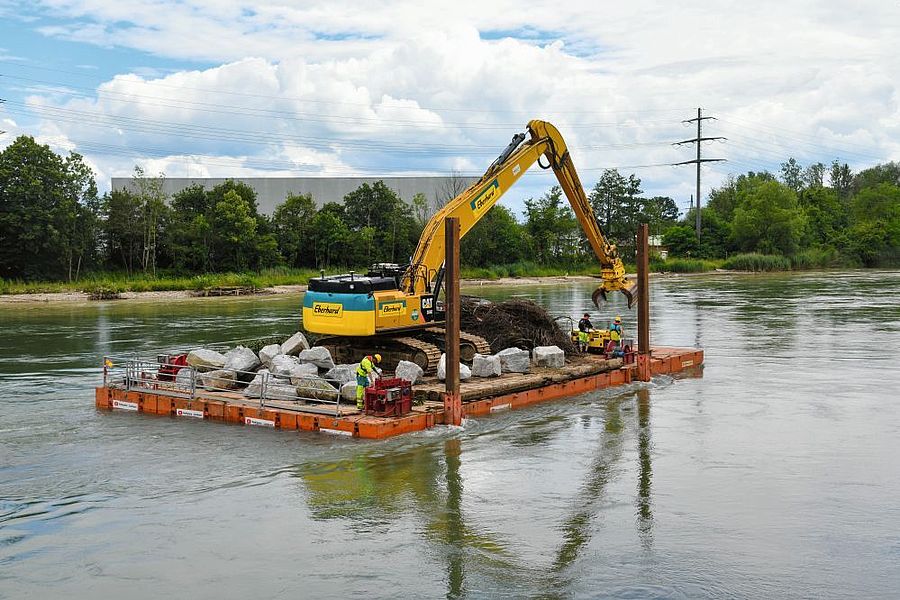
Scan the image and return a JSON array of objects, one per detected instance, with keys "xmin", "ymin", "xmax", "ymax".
[
  {"xmin": 325, "ymin": 363, "xmax": 359, "ymax": 387},
  {"xmin": 223, "ymin": 346, "xmax": 260, "ymax": 373},
  {"xmin": 186, "ymin": 348, "xmax": 226, "ymax": 371},
  {"xmin": 243, "ymin": 369, "xmax": 268, "ymax": 397},
  {"xmin": 259, "ymin": 344, "xmax": 281, "ymax": 368},
  {"xmin": 532, "ymin": 345, "xmax": 565, "ymax": 369},
  {"xmin": 294, "ymin": 376, "xmax": 340, "ymax": 401},
  {"xmin": 299, "ymin": 346, "xmax": 335, "ymax": 370},
  {"xmin": 472, "ymin": 353, "xmax": 501, "ymax": 378},
  {"xmin": 437, "ymin": 353, "xmax": 472, "ymax": 381},
  {"xmin": 281, "ymin": 331, "xmax": 310, "ymax": 355},
  {"xmin": 340, "ymin": 381, "xmax": 359, "ymax": 403},
  {"xmin": 497, "ymin": 347, "xmax": 530, "ymax": 373},
  {"xmin": 266, "ymin": 382, "xmax": 299, "ymax": 401},
  {"xmin": 175, "ymin": 367, "xmax": 195, "ymax": 389},
  {"xmin": 199, "ymin": 369, "xmax": 239, "ymax": 390},
  {"xmin": 271, "ymin": 354, "xmax": 318, "ymax": 379},
  {"xmin": 395, "ymin": 360, "xmax": 424, "ymax": 385}
]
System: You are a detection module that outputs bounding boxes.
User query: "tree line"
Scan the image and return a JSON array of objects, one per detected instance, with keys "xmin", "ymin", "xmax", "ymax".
[
  {"xmin": 1, "ymin": 134, "xmax": 898, "ymax": 282},
  {"xmin": 663, "ymin": 159, "xmax": 900, "ymax": 267}
]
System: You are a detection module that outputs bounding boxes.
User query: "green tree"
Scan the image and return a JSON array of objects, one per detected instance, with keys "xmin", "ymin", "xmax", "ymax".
[
  {"xmin": 829, "ymin": 161, "xmax": 853, "ymax": 199},
  {"xmin": 461, "ymin": 204, "xmax": 526, "ymax": 267},
  {"xmin": 851, "ymin": 161, "xmax": 900, "ymax": 195},
  {"xmin": 272, "ymin": 192, "xmax": 317, "ymax": 268},
  {"xmin": 211, "ymin": 189, "xmax": 258, "ymax": 271},
  {"xmin": 165, "ymin": 184, "xmax": 213, "ymax": 272},
  {"xmin": 342, "ymin": 181, "xmax": 420, "ymax": 264},
  {"xmin": 642, "ymin": 196, "xmax": 679, "ymax": 237},
  {"xmin": 799, "ymin": 186, "xmax": 847, "ymax": 248},
  {"xmin": 524, "ymin": 186, "xmax": 578, "ymax": 263},
  {"xmin": 131, "ymin": 166, "xmax": 168, "ymax": 276},
  {"xmin": 102, "ymin": 189, "xmax": 143, "ymax": 273},
  {"xmin": 846, "ymin": 183, "xmax": 900, "ymax": 266},
  {"xmin": 662, "ymin": 225, "xmax": 698, "ymax": 257},
  {"xmin": 803, "ymin": 162, "xmax": 826, "ymax": 188},
  {"xmin": 781, "ymin": 158, "xmax": 803, "ymax": 193},
  {"xmin": 708, "ymin": 171, "xmax": 776, "ymax": 223},
  {"xmin": 0, "ymin": 136, "xmax": 100, "ymax": 280},
  {"xmin": 732, "ymin": 180, "xmax": 806, "ymax": 255},
  {"xmin": 310, "ymin": 202, "xmax": 352, "ymax": 267}
]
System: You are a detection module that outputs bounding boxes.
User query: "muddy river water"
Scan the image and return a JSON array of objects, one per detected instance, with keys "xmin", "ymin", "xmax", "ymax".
[{"xmin": 1, "ymin": 271, "xmax": 899, "ymax": 598}]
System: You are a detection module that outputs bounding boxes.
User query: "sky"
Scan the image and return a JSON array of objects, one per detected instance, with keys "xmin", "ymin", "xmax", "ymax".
[{"xmin": 1, "ymin": 0, "xmax": 899, "ymax": 216}]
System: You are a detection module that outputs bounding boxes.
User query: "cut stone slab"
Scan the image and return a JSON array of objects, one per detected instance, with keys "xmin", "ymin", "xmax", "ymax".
[
  {"xmin": 186, "ymin": 348, "xmax": 226, "ymax": 371},
  {"xmin": 175, "ymin": 367, "xmax": 194, "ymax": 389},
  {"xmin": 395, "ymin": 360, "xmax": 424, "ymax": 385},
  {"xmin": 532, "ymin": 345, "xmax": 565, "ymax": 369},
  {"xmin": 294, "ymin": 376, "xmax": 340, "ymax": 401},
  {"xmin": 340, "ymin": 381, "xmax": 358, "ymax": 403},
  {"xmin": 299, "ymin": 346, "xmax": 335, "ymax": 370},
  {"xmin": 199, "ymin": 368, "xmax": 239, "ymax": 390},
  {"xmin": 497, "ymin": 347, "xmax": 530, "ymax": 373},
  {"xmin": 437, "ymin": 353, "xmax": 472, "ymax": 381},
  {"xmin": 223, "ymin": 346, "xmax": 260, "ymax": 373},
  {"xmin": 325, "ymin": 363, "xmax": 359, "ymax": 387},
  {"xmin": 266, "ymin": 382, "xmax": 299, "ymax": 401},
  {"xmin": 259, "ymin": 344, "xmax": 281, "ymax": 368},
  {"xmin": 271, "ymin": 354, "xmax": 318, "ymax": 379},
  {"xmin": 281, "ymin": 331, "xmax": 310, "ymax": 355},
  {"xmin": 243, "ymin": 369, "xmax": 268, "ymax": 398},
  {"xmin": 472, "ymin": 353, "xmax": 501, "ymax": 378}
]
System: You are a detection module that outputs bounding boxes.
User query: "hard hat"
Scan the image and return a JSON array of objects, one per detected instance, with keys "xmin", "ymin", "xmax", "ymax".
[
  {"xmin": 614, "ymin": 315, "xmax": 622, "ymax": 322},
  {"xmin": 374, "ymin": 353, "xmax": 382, "ymax": 363}
]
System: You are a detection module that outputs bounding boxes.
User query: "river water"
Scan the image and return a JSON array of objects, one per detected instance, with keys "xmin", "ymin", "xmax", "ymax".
[{"xmin": 1, "ymin": 271, "xmax": 899, "ymax": 599}]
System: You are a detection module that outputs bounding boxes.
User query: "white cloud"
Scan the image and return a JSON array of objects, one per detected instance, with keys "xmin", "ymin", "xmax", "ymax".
[{"xmin": 5, "ymin": 0, "xmax": 899, "ymax": 211}]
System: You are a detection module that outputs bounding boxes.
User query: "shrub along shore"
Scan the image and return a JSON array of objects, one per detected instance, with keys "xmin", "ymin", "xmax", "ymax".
[{"xmin": 0, "ymin": 255, "xmax": 859, "ymax": 298}]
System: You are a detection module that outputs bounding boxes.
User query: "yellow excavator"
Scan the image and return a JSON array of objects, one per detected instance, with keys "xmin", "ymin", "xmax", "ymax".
[{"xmin": 303, "ymin": 119, "xmax": 637, "ymax": 372}]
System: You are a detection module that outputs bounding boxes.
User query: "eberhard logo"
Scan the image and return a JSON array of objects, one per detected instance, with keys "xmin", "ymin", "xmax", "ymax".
[
  {"xmin": 312, "ymin": 302, "xmax": 343, "ymax": 317},
  {"xmin": 378, "ymin": 301, "xmax": 406, "ymax": 317},
  {"xmin": 470, "ymin": 179, "xmax": 500, "ymax": 217}
]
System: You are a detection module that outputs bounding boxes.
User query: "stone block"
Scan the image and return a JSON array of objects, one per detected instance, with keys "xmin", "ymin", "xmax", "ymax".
[{"xmin": 532, "ymin": 345, "xmax": 565, "ymax": 369}]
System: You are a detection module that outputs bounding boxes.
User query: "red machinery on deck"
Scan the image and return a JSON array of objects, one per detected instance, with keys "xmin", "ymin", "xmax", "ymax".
[
  {"xmin": 157, "ymin": 353, "xmax": 188, "ymax": 381},
  {"xmin": 364, "ymin": 377, "xmax": 413, "ymax": 417}
]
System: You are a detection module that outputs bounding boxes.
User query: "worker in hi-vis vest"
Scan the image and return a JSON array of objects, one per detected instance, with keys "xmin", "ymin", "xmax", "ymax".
[
  {"xmin": 355, "ymin": 354, "xmax": 383, "ymax": 410},
  {"xmin": 608, "ymin": 316, "xmax": 624, "ymax": 357}
]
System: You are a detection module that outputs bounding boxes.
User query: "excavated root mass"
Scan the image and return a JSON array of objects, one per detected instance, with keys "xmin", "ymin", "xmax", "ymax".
[{"xmin": 460, "ymin": 297, "xmax": 576, "ymax": 355}]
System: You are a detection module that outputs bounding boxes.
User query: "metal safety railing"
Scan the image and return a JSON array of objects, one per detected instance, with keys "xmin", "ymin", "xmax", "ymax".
[{"xmin": 102, "ymin": 354, "xmax": 349, "ymax": 417}]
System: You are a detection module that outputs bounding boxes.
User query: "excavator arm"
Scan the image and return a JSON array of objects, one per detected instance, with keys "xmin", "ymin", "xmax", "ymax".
[{"xmin": 403, "ymin": 119, "xmax": 637, "ymax": 308}]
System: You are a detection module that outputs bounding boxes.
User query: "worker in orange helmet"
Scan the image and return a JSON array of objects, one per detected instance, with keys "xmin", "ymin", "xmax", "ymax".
[{"xmin": 355, "ymin": 353, "xmax": 383, "ymax": 410}]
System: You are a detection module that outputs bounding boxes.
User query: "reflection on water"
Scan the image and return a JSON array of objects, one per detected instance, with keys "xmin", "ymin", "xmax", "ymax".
[{"xmin": 1, "ymin": 270, "xmax": 899, "ymax": 598}]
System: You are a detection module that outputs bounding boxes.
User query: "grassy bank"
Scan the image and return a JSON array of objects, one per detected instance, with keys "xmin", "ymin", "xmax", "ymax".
[
  {"xmin": 0, "ymin": 267, "xmax": 331, "ymax": 295},
  {"xmin": 460, "ymin": 261, "xmax": 599, "ymax": 280}
]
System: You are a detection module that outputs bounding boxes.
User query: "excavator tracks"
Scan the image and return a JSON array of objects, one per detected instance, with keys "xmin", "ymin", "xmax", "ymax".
[
  {"xmin": 317, "ymin": 335, "xmax": 442, "ymax": 373},
  {"xmin": 315, "ymin": 328, "xmax": 491, "ymax": 375},
  {"xmin": 424, "ymin": 327, "xmax": 492, "ymax": 362}
]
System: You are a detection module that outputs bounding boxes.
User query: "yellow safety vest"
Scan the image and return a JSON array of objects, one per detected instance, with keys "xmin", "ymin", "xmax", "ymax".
[
  {"xmin": 357, "ymin": 356, "xmax": 375, "ymax": 377},
  {"xmin": 610, "ymin": 323, "xmax": 622, "ymax": 342}
]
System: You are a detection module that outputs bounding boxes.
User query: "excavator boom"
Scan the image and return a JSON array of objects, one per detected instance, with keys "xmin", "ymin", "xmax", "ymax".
[
  {"xmin": 404, "ymin": 119, "xmax": 637, "ymax": 307},
  {"xmin": 303, "ymin": 120, "xmax": 635, "ymax": 372}
]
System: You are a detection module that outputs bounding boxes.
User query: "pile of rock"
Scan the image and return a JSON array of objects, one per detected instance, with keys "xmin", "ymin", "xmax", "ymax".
[
  {"xmin": 464, "ymin": 345, "xmax": 566, "ymax": 378},
  {"xmin": 175, "ymin": 331, "xmax": 359, "ymax": 403}
]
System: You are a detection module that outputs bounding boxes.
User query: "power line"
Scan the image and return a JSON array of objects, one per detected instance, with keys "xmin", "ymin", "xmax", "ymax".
[
  {"xmin": 0, "ymin": 61, "xmax": 695, "ymax": 117},
  {"xmin": 672, "ymin": 107, "xmax": 726, "ymax": 245}
]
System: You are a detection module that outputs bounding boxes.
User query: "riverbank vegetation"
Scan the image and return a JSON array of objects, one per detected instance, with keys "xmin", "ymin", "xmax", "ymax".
[{"xmin": 1, "ymin": 135, "xmax": 898, "ymax": 294}]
